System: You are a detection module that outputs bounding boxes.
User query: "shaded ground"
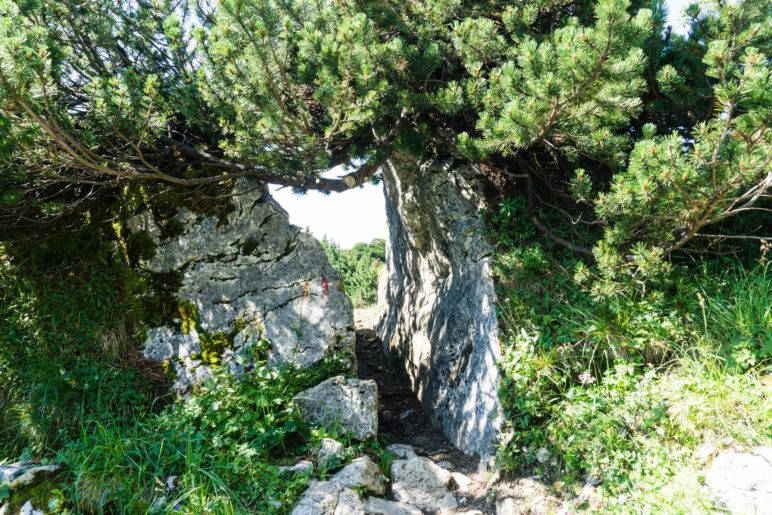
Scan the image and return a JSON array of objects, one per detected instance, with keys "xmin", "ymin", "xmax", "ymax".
[
  {"xmin": 350, "ymin": 309, "xmax": 562, "ymax": 514},
  {"xmin": 354, "ymin": 313, "xmax": 480, "ymax": 476}
]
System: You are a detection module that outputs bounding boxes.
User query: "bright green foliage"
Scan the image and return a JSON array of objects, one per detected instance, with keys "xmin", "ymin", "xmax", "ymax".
[
  {"xmin": 701, "ymin": 264, "xmax": 772, "ymax": 370},
  {"xmin": 1, "ymin": 0, "xmax": 768, "ymax": 273},
  {"xmin": 323, "ymin": 238, "xmax": 386, "ymax": 307},
  {"xmin": 488, "ymin": 197, "xmax": 771, "ymax": 512},
  {"xmin": 55, "ymin": 352, "xmax": 351, "ymax": 513}
]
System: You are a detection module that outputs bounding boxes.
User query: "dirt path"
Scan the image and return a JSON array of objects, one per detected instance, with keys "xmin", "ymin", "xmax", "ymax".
[
  {"xmin": 349, "ymin": 309, "xmax": 559, "ymax": 514},
  {"xmin": 356, "ymin": 326, "xmax": 480, "ymax": 474}
]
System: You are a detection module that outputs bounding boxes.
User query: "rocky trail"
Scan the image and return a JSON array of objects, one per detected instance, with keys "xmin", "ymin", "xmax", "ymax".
[
  {"xmin": 345, "ymin": 310, "xmax": 503, "ymax": 514},
  {"xmin": 289, "ymin": 310, "xmax": 561, "ymax": 515}
]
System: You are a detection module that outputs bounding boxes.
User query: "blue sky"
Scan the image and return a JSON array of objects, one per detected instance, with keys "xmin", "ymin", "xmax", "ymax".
[{"xmin": 271, "ymin": 0, "xmax": 693, "ymax": 248}]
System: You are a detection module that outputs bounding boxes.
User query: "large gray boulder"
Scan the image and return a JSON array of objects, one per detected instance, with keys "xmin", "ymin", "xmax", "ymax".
[
  {"xmin": 295, "ymin": 376, "xmax": 378, "ymax": 440},
  {"xmin": 378, "ymin": 154, "xmax": 501, "ymax": 457},
  {"xmin": 128, "ymin": 179, "xmax": 355, "ymax": 392}
]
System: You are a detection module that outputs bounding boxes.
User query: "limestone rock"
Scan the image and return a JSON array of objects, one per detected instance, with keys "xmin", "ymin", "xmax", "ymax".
[
  {"xmin": 278, "ymin": 460, "xmax": 314, "ymax": 474},
  {"xmin": 705, "ymin": 447, "xmax": 772, "ymax": 514},
  {"xmin": 295, "ymin": 377, "xmax": 378, "ymax": 441},
  {"xmin": 129, "ymin": 179, "xmax": 355, "ymax": 393},
  {"xmin": 332, "ymin": 457, "xmax": 387, "ymax": 496},
  {"xmin": 386, "ymin": 444, "xmax": 418, "ymax": 460},
  {"xmin": 495, "ymin": 478, "xmax": 554, "ymax": 515},
  {"xmin": 0, "ymin": 462, "xmax": 61, "ymax": 515},
  {"xmin": 378, "ymin": 154, "xmax": 501, "ymax": 457},
  {"xmin": 363, "ymin": 497, "xmax": 422, "ymax": 515},
  {"xmin": 292, "ymin": 481, "xmax": 345, "ymax": 515},
  {"xmin": 0, "ymin": 462, "xmax": 60, "ymax": 488},
  {"xmin": 291, "ymin": 457, "xmax": 386, "ymax": 515},
  {"xmin": 334, "ymin": 488, "xmax": 365, "ymax": 515},
  {"xmin": 449, "ymin": 472, "xmax": 474, "ymax": 495},
  {"xmin": 316, "ymin": 438, "xmax": 347, "ymax": 467},
  {"xmin": 391, "ymin": 457, "xmax": 458, "ymax": 512}
]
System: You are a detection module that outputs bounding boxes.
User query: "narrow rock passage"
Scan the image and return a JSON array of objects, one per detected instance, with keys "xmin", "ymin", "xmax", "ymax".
[
  {"xmin": 354, "ymin": 309, "xmax": 493, "ymax": 513},
  {"xmin": 355, "ymin": 326, "xmax": 478, "ymax": 473}
]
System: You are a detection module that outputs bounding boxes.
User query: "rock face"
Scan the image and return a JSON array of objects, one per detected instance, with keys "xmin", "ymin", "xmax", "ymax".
[
  {"xmin": 128, "ymin": 179, "xmax": 355, "ymax": 391},
  {"xmin": 704, "ymin": 447, "xmax": 772, "ymax": 514},
  {"xmin": 295, "ymin": 376, "xmax": 378, "ymax": 440},
  {"xmin": 378, "ymin": 154, "xmax": 502, "ymax": 457},
  {"xmin": 390, "ymin": 456, "xmax": 458, "ymax": 512},
  {"xmin": 291, "ymin": 457, "xmax": 387, "ymax": 515}
]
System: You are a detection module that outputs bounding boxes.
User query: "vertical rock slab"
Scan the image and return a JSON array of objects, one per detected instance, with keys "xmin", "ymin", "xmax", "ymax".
[
  {"xmin": 127, "ymin": 179, "xmax": 355, "ymax": 392},
  {"xmin": 378, "ymin": 154, "xmax": 501, "ymax": 457}
]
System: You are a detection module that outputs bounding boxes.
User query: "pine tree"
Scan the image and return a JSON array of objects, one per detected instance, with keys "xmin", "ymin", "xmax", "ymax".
[{"xmin": 0, "ymin": 0, "xmax": 769, "ymax": 274}]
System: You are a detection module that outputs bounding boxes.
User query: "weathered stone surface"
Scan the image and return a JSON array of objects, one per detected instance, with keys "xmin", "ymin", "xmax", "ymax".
[
  {"xmin": 292, "ymin": 481, "xmax": 344, "ymax": 515},
  {"xmin": 386, "ymin": 444, "xmax": 418, "ymax": 460},
  {"xmin": 378, "ymin": 155, "xmax": 501, "ymax": 457},
  {"xmin": 334, "ymin": 488, "xmax": 365, "ymax": 515},
  {"xmin": 363, "ymin": 497, "xmax": 422, "ymax": 515},
  {"xmin": 291, "ymin": 457, "xmax": 385, "ymax": 515},
  {"xmin": 278, "ymin": 460, "xmax": 314, "ymax": 474},
  {"xmin": 129, "ymin": 179, "xmax": 355, "ymax": 392},
  {"xmin": 449, "ymin": 472, "xmax": 474, "ymax": 495},
  {"xmin": 0, "ymin": 462, "xmax": 61, "ymax": 490},
  {"xmin": 295, "ymin": 376, "xmax": 378, "ymax": 441},
  {"xmin": 332, "ymin": 457, "xmax": 387, "ymax": 496},
  {"xmin": 391, "ymin": 457, "xmax": 458, "ymax": 512},
  {"xmin": 0, "ymin": 462, "xmax": 61, "ymax": 515},
  {"xmin": 495, "ymin": 478, "xmax": 555, "ymax": 515},
  {"xmin": 705, "ymin": 447, "xmax": 772, "ymax": 514},
  {"xmin": 316, "ymin": 438, "xmax": 347, "ymax": 467}
]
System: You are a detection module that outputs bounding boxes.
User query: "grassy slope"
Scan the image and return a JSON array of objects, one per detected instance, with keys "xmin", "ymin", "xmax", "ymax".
[{"xmin": 488, "ymin": 199, "xmax": 771, "ymax": 513}]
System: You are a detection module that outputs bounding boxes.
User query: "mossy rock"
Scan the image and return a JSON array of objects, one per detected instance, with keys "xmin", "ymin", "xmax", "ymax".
[{"xmin": 1, "ymin": 464, "xmax": 66, "ymax": 513}]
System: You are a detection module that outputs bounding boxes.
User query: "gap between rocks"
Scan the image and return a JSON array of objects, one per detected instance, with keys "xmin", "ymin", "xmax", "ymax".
[
  {"xmin": 353, "ymin": 308, "xmax": 493, "ymax": 513},
  {"xmin": 355, "ymin": 314, "xmax": 478, "ymax": 472}
]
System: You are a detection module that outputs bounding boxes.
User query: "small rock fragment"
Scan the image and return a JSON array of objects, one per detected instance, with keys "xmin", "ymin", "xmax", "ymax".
[
  {"xmin": 292, "ymin": 481, "xmax": 343, "ymax": 515},
  {"xmin": 295, "ymin": 377, "xmax": 378, "ymax": 441},
  {"xmin": 316, "ymin": 438, "xmax": 346, "ymax": 466},
  {"xmin": 386, "ymin": 444, "xmax": 417, "ymax": 460},
  {"xmin": 496, "ymin": 498, "xmax": 517, "ymax": 515},
  {"xmin": 334, "ymin": 488, "xmax": 364, "ymax": 515},
  {"xmin": 363, "ymin": 497, "xmax": 422, "ymax": 515},
  {"xmin": 291, "ymin": 457, "xmax": 387, "ymax": 515},
  {"xmin": 279, "ymin": 460, "xmax": 314, "ymax": 474},
  {"xmin": 449, "ymin": 472, "xmax": 474, "ymax": 495},
  {"xmin": 333, "ymin": 457, "xmax": 387, "ymax": 496},
  {"xmin": 19, "ymin": 501, "xmax": 44, "ymax": 515}
]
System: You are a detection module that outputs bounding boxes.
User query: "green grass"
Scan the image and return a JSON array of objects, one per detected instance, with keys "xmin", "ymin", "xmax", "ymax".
[
  {"xmin": 487, "ymin": 198, "xmax": 772, "ymax": 513},
  {"xmin": 0, "ymin": 234, "xmax": 367, "ymax": 513},
  {"xmin": 0, "ymin": 236, "xmax": 163, "ymax": 458}
]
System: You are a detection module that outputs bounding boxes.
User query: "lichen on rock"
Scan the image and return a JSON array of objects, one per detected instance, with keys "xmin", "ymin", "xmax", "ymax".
[{"xmin": 129, "ymin": 179, "xmax": 355, "ymax": 392}]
